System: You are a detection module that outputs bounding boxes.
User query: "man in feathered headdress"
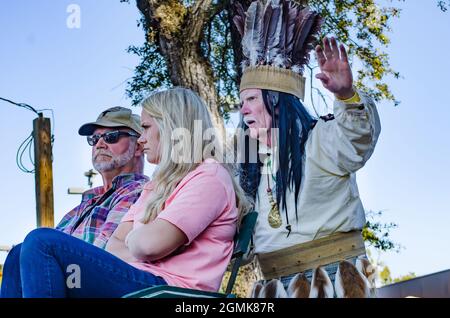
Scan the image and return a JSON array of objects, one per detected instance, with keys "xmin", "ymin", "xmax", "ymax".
[{"xmin": 234, "ymin": 0, "xmax": 381, "ymax": 297}]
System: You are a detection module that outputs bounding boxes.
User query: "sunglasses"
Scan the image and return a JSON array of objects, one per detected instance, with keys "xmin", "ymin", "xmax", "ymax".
[{"xmin": 87, "ymin": 130, "xmax": 140, "ymax": 146}]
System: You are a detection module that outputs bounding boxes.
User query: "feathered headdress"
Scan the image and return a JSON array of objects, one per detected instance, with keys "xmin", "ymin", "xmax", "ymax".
[{"xmin": 233, "ymin": 0, "xmax": 322, "ymax": 99}]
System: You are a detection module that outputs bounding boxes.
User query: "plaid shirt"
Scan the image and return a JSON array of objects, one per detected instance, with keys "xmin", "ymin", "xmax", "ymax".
[{"xmin": 56, "ymin": 173, "xmax": 149, "ymax": 249}]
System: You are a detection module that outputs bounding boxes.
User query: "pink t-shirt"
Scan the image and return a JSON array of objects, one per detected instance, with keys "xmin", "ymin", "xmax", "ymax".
[{"xmin": 121, "ymin": 159, "xmax": 238, "ymax": 291}]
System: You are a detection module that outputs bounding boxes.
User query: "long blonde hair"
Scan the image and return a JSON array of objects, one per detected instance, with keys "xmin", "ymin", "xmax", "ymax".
[{"xmin": 140, "ymin": 87, "xmax": 253, "ymax": 225}]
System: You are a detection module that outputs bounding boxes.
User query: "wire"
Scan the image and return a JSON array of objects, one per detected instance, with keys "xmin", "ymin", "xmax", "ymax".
[
  {"xmin": 37, "ymin": 108, "xmax": 56, "ymax": 143},
  {"xmin": 16, "ymin": 132, "xmax": 35, "ymax": 173},
  {"xmin": 28, "ymin": 131, "xmax": 35, "ymax": 167},
  {"xmin": 0, "ymin": 96, "xmax": 39, "ymax": 115},
  {"xmin": 306, "ymin": 64, "xmax": 321, "ymax": 117},
  {"xmin": 1, "ymin": 97, "xmax": 55, "ymax": 174}
]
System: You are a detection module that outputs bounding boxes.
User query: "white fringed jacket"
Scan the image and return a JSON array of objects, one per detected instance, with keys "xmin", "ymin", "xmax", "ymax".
[{"xmin": 253, "ymin": 90, "xmax": 381, "ymax": 254}]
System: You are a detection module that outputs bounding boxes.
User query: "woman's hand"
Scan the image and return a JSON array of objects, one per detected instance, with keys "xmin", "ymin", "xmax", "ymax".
[{"xmin": 315, "ymin": 37, "xmax": 355, "ymax": 100}]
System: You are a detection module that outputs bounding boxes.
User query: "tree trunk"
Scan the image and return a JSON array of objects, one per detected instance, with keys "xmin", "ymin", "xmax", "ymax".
[
  {"xmin": 136, "ymin": 0, "xmax": 225, "ymax": 138},
  {"xmin": 160, "ymin": 39, "xmax": 225, "ymax": 138}
]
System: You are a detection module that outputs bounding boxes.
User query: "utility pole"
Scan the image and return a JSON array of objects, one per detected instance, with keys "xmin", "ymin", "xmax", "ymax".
[
  {"xmin": 84, "ymin": 169, "xmax": 98, "ymax": 188},
  {"xmin": 0, "ymin": 245, "xmax": 12, "ymax": 253},
  {"xmin": 33, "ymin": 113, "xmax": 54, "ymax": 227},
  {"xmin": 67, "ymin": 169, "xmax": 97, "ymax": 195}
]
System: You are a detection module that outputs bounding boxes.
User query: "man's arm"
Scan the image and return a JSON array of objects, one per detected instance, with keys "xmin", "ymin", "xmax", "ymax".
[
  {"xmin": 92, "ymin": 189, "xmax": 142, "ymax": 249},
  {"xmin": 311, "ymin": 37, "xmax": 381, "ymax": 175}
]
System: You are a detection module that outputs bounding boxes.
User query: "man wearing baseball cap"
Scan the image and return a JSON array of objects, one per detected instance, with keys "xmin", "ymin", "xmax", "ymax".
[
  {"xmin": 1, "ymin": 107, "xmax": 149, "ymax": 297},
  {"xmin": 58, "ymin": 106, "xmax": 149, "ymax": 247}
]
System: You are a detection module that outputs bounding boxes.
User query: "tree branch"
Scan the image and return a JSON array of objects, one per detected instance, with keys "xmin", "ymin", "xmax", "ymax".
[
  {"xmin": 188, "ymin": 0, "xmax": 214, "ymax": 42},
  {"xmin": 136, "ymin": 0, "xmax": 157, "ymax": 27}
]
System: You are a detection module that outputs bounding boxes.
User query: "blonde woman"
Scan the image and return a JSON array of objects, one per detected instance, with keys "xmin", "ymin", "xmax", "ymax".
[{"xmin": 3, "ymin": 88, "xmax": 251, "ymax": 297}]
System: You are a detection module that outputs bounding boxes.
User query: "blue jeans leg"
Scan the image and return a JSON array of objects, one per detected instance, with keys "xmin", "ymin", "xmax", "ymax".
[
  {"xmin": 20, "ymin": 228, "xmax": 167, "ymax": 298},
  {"xmin": 0, "ymin": 243, "xmax": 23, "ymax": 298}
]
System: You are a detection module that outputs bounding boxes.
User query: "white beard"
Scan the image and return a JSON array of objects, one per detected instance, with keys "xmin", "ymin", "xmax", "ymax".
[{"xmin": 93, "ymin": 144, "xmax": 135, "ymax": 172}]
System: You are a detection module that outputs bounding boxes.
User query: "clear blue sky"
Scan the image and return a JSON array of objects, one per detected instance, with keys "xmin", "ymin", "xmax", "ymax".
[{"xmin": 1, "ymin": 1, "xmax": 449, "ymax": 281}]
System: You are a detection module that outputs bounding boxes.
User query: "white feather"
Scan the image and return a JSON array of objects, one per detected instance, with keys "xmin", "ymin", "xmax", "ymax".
[
  {"xmin": 356, "ymin": 257, "xmax": 377, "ymax": 297},
  {"xmin": 242, "ymin": 1, "xmax": 263, "ymax": 65},
  {"xmin": 273, "ymin": 54, "xmax": 286, "ymax": 68},
  {"xmin": 240, "ymin": 60, "xmax": 249, "ymax": 72},
  {"xmin": 260, "ymin": 279, "xmax": 288, "ymax": 298},
  {"xmin": 334, "ymin": 264, "xmax": 345, "ymax": 298},
  {"xmin": 291, "ymin": 64, "xmax": 302, "ymax": 74},
  {"xmin": 309, "ymin": 267, "xmax": 334, "ymax": 298}
]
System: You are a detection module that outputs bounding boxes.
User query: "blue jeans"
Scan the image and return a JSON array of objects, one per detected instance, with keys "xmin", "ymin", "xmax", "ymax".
[
  {"xmin": 0, "ymin": 243, "xmax": 23, "ymax": 297},
  {"xmin": 0, "ymin": 228, "xmax": 167, "ymax": 298}
]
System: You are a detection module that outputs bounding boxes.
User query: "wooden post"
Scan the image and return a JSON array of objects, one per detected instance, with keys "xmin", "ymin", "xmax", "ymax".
[{"xmin": 33, "ymin": 114, "xmax": 54, "ymax": 227}]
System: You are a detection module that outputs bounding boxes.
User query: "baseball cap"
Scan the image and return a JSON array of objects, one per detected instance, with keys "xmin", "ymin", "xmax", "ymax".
[{"xmin": 78, "ymin": 106, "xmax": 142, "ymax": 136}]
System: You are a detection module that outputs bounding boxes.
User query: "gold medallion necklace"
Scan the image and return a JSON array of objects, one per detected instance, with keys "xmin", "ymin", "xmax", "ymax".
[{"xmin": 265, "ymin": 157, "xmax": 282, "ymax": 228}]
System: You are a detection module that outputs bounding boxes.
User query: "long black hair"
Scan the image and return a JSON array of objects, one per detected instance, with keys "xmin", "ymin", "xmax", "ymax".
[{"xmin": 239, "ymin": 90, "xmax": 316, "ymax": 234}]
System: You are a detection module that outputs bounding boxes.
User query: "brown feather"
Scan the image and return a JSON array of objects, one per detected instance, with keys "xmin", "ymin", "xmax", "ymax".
[
  {"xmin": 310, "ymin": 266, "xmax": 333, "ymax": 298},
  {"xmin": 261, "ymin": 2, "xmax": 282, "ymax": 63},
  {"xmin": 275, "ymin": 0, "xmax": 298, "ymax": 67},
  {"xmin": 249, "ymin": 281, "xmax": 264, "ymax": 298},
  {"xmin": 336, "ymin": 260, "xmax": 369, "ymax": 298},
  {"xmin": 287, "ymin": 273, "xmax": 310, "ymax": 298},
  {"xmin": 233, "ymin": 2, "xmax": 246, "ymax": 37},
  {"xmin": 260, "ymin": 279, "xmax": 288, "ymax": 298},
  {"xmin": 233, "ymin": 15, "xmax": 245, "ymax": 37},
  {"xmin": 291, "ymin": 7, "xmax": 322, "ymax": 73}
]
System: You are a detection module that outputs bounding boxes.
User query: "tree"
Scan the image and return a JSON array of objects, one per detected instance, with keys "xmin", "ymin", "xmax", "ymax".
[
  {"xmin": 122, "ymin": 0, "xmax": 409, "ymax": 132},
  {"xmin": 363, "ymin": 210, "xmax": 401, "ymax": 253},
  {"xmin": 379, "ymin": 265, "xmax": 416, "ymax": 286},
  {"xmin": 363, "ymin": 211, "xmax": 419, "ymax": 288},
  {"xmin": 122, "ymin": 0, "xmax": 232, "ymax": 137}
]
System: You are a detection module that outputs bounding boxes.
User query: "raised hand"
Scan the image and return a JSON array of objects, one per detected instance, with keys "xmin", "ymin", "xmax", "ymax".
[{"xmin": 315, "ymin": 37, "xmax": 354, "ymax": 100}]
